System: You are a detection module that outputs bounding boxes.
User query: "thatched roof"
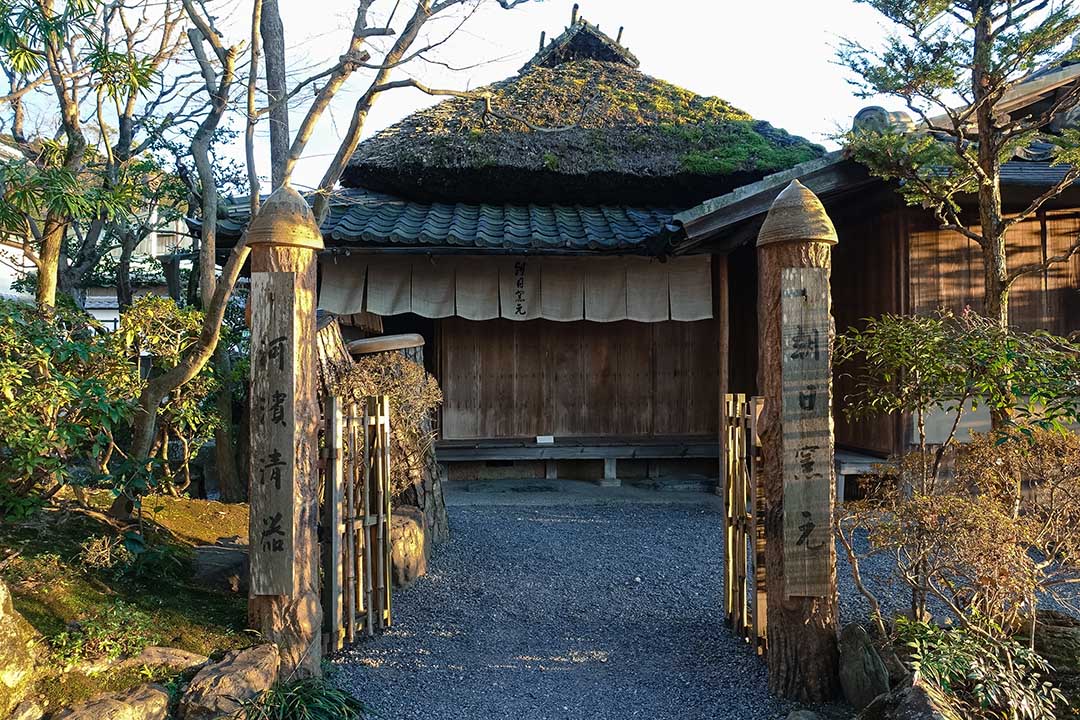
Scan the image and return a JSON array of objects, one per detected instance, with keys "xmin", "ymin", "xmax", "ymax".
[{"xmin": 345, "ymin": 21, "xmax": 824, "ymax": 206}]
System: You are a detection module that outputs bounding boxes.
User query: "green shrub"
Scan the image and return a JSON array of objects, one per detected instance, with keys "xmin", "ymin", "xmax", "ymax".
[
  {"xmin": 240, "ymin": 677, "xmax": 370, "ymax": 720},
  {"xmin": 0, "ymin": 299, "xmax": 136, "ymax": 506},
  {"xmin": 50, "ymin": 599, "xmax": 159, "ymax": 665},
  {"xmin": 835, "ymin": 310, "xmax": 1080, "ymax": 628},
  {"xmin": 118, "ymin": 296, "xmax": 220, "ymax": 497},
  {"xmin": 897, "ymin": 618, "xmax": 1064, "ymax": 720}
]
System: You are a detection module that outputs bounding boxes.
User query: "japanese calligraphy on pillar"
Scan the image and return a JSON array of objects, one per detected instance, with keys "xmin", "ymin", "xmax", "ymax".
[
  {"xmin": 250, "ymin": 272, "xmax": 296, "ymax": 595},
  {"xmin": 780, "ymin": 267, "xmax": 833, "ymax": 598}
]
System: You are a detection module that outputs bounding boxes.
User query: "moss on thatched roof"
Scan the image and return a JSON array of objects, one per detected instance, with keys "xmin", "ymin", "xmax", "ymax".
[{"xmin": 346, "ymin": 23, "xmax": 823, "ymax": 206}]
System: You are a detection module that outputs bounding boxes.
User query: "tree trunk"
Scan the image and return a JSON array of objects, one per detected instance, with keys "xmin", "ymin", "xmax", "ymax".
[
  {"xmin": 116, "ymin": 235, "xmax": 135, "ymax": 311},
  {"xmin": 215, "ymin": 343, "xmax": 244, "ymax": 502},
  {"xmin": 982, "ymin": 242, "xmax": 1009, "ymax": 329},
  {"xmin": 260, "ymin": 0, "xmax": 289, "ymax": 189},
  {"xmin": 757, "ymin": 182, "xmax": 840, "ymax": 702},
  {"xmin": 36, "ymin": 217, "xmax": 65, "ymax": 308},
  {"xmin": 972, "ymin": 0, "xmax": 1009, "ymax": 331}
]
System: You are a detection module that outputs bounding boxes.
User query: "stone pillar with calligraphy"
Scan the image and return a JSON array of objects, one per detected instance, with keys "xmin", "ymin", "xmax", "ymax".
[
  {"xmin": 247, "ymin": 186, "xmax": 324, "ymax": 678},
  {"xmin": 756, "ymin": 180, "xmax": 840, "ymax": 701}
]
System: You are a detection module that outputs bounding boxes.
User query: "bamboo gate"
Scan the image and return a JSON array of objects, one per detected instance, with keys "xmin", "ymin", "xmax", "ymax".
[
  {"xmin": 722, "ymin": 393, "xmax": 767, "ymax": 654},
  {"xmin": 320, "ymin": 395, "xmax": 393, "ymax": 651}
]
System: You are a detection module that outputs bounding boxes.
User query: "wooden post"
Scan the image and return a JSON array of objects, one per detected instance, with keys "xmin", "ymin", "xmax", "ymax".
[
  {"xmin": 756, "ymin": 180, "xmax": 840, "ymax": 701},
  {"xmin": 322, "ymin": 397, "xmax": 344, "ymax": 652},
  {"xmin": 248, "ymin": 185, "xmax": 325, "ymax": 678},
  {"xmin": 716, "ymin": 253, "xmax": 730, "ymax": 497}
]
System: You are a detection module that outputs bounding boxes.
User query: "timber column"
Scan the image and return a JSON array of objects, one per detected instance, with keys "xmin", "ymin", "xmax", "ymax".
[
  {"xmin": 247, "ymin": 186, "xmax": 324, "ymax": 678},
  {"xmin": 756, "ymin": 180, "xmax": 840, "ymax": 701}
]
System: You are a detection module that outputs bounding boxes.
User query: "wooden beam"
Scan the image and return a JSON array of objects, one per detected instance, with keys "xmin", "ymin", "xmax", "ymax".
[
  {"xmin": 716, "ymin": 253, "xmax": 730, "ymax": 496},
  {"xmin": 434, "ymin": 443, "xmax": 721, "ymax": 462},
  {"xmin": 676, "ymin": 159, "xmax": 873, "ymax": 251}
]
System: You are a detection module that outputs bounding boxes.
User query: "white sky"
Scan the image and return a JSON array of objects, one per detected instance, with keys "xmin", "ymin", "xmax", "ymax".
[{"xmin": 243, "ymin": 0, "xmax": 892, "ymax": 190}]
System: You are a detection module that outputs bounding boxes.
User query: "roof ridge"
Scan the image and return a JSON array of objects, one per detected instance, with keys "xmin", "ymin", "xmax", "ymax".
[{"xmin": 521, "ymin": 16, "xmax": 638, "ymax": 72}]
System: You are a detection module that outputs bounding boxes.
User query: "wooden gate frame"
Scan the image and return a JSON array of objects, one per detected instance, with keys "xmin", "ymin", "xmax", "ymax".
[
  {"xmin": 723, "ymin": 394, "xmax": 767, "ymax": 654},
  {"xmin": 321, "ymin": 395, "xmax": 393, "ymax": 651}
]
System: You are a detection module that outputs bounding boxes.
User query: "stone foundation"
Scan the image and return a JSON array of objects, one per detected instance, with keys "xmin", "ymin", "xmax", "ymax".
[{"xmin": 391, "ymin": 506, "xmax": 429, "ymax": 588}]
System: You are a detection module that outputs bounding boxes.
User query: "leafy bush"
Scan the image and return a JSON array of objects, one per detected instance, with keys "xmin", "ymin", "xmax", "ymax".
[
  {"xmin": 835, "ymin": 310, "xmax": 1080, "ymax": 631},
  {"xmin": 333, "ymin": 352, "xmax": 442, "ymax": 501},
  {"xmin": 0, "ymin": 299, "xmax": 136, "ymax": 506},
  {"xmin": 897, "ymin": 618, "xmax": 1064, "ymax": 720},
  {"xmin": 0, "ymin": 294, "xmax": 227, "ymax": 515},
  {"xmin": 50, "ymin": 599, "xmax": 159, "ymax": 665},
  {"xmin": 118, "ymin": 296, "xmax": 220, "ymax": 496},
  {"xmin": 956, "ymin": 430, "xmax": 1080, "ymax": 618},
  {"xmin": 240, "ymin": 677, "xmax": 370, "ymax": 720}
]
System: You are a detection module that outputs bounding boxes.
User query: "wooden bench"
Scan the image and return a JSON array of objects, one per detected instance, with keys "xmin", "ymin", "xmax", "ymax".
[{"xmin": 435, "ymin": 436, "xmax": 720, "ymax": 487}]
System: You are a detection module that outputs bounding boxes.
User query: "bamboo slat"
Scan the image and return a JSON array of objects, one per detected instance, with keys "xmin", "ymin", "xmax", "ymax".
[{"xmin": 722, "ymin": 393, "xmax": 767, "ymax": 655}]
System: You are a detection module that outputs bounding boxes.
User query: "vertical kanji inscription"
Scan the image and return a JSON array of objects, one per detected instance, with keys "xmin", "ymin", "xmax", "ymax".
[
  {"xmin": 250, "ymin": 271, "xmax": 296, "ymax": 595},
  {"xmin": 780, "ymin": 267, "xmax": 833, "ymax": 598}
]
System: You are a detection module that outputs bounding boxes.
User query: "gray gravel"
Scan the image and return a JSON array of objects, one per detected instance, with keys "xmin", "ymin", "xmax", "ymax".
[
  {"xmin": 333, "ymin": 501, "xmax": 801, "ymax": 720},
  {"xmin": 333, "ymin": 492, "xmax": 1080, "ymax": 720}
]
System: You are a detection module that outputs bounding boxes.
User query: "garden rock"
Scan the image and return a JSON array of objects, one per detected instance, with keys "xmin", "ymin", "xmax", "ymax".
[
  {"xmin": 9, "ymin": 698, "xmax": 43, "ymax": 720},
  {"xmin": 1026, "ymin": 610, "xmax": 1080, "ymax": 666},
  {"xmin": 1026, "ymin": 610, "xmax": 1080, "ymax": 702},
  {"xmin": 192, "ymin": 539, "xmax": 249, "ymax": 594},
  {"xmin": 857, "ymin": 677, "xmax": 963, "ymax": 720},
  {"xmin": 178, "ymin": 644, "xmax": 279, "ymax": 720},
  {"xmin": 116, "ymin": 646, "xmax": 208, "ymax": 673},
  {"xmin": 879, "ymin": 647, "xmax": 910, "ymax": 688},
  {"xmin": 51, "ymin": 683, "xmax": 169, "ymax": 720},
  {"xmin": 391, "ymin": 506, "xmax": 429, "ymax": 588},
  {"xmin": 786, "ymin": 711, "xmax": 823, "ymax": 720},
  {"xmin": 0, "ymin": 579, "xmax": 39, "ymax": 718},
  {"xmin": 839, "ymin": 623, "xmax": 890, "ymax": 710}
]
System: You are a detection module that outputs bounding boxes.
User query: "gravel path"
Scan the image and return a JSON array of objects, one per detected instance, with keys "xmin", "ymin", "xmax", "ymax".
[
  {"xmin": 333, "ymin": 483, "xmax": 1079, "ymax": 719},
  {"xmin": 333, "ymin": 501, "xmax": 801, "ymax": 720}
]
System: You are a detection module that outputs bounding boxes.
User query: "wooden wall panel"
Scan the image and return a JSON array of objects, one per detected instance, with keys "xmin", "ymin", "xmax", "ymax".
[
  {"xmin": 551, "ymin": 321, "xmax": 585, "ymax": 436},
  {"xmin": 828, "ymin": 199, "xmax": 1080, "ymax": 458},
  {"xmin": 512, "ymin": 322, "xmax": 543, "ymax": 437},
  {"xmin": 439, "ymin": 318, "xmax": 480, "ymax": 439},
  {"xmin": 585, "ymin": 323, "xmax": 620, "ymax": 436},
  {"xmin": 615, "ymin": 321, "xmax": 654, "ymax": 435},
  {"xmin": 907, "ymin": 210, "xmax": 1079, "ymax": 336},
  {"xmin": 830, "ymin": 191, "xmax": 908, "ymax": 456},
  {"xmin": 438, "ymin": 317, "xmax": 719, "ymax": 440},
  {"xmin": 652, "ymin": 322, "xmax": 690, "ymax": 436}
]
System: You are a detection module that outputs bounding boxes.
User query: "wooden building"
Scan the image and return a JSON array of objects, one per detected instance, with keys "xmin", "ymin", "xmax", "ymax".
[
  {"xmin": 303, "ymin": 17, "xmax": 825, "ymax": 485},
  {"xmin": 671, "ymin": 81, "xmax": 1080, "ymax": 459},
  {"xmin": 216, "ymin": 15, "xmax": 1080, "ymax": 484}
]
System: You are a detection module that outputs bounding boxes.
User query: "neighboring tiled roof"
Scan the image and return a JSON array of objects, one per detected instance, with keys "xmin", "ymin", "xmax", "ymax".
[
  {"xmin": 998, "ymin": 160, "xmax": 1080, "ymax": 186},
  {"xmin": 213, "ymin": 188, "xmax": 679, "ymax": 253},
  {"xmin": 671, "ymin": 156, "xmax": 1080, "ymax": 250}
]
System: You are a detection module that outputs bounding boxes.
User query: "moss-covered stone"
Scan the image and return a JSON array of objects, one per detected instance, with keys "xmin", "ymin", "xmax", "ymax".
[
  {"xmin": 0, "ymin": 495, "xmax": 251, "ymax": 712},
  {"xmin": 0, "ymin": 579, "xmax": 40, "ymax": 717}
]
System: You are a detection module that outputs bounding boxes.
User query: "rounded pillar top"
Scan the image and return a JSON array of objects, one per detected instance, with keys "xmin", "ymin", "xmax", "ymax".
[
  {"xmin": 246, "ymin": 185, "xmax": 325, "ymax": 251},
  {"xmin": 756, "ymin": 179, "xmax": 838, "ymax": 247}
]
